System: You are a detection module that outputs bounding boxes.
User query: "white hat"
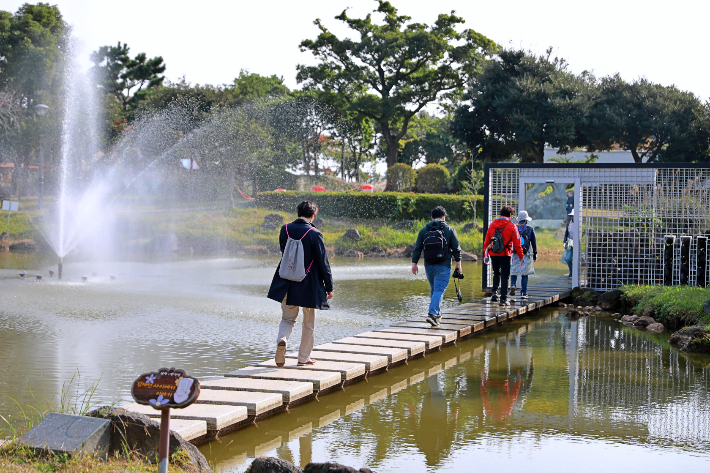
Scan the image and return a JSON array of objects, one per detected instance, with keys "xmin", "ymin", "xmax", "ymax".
[
  {"xmin": 568, "ymin": 209, "xmax": 574, "ymax": 216},
  {"xmin": 517, "ymin": 210, "xmax": 531, "ymax": 222}
]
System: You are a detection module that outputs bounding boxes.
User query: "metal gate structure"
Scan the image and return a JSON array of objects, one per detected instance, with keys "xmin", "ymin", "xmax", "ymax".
[{"xmin": 483, "ymin": 163, "xmax": 710, "ymax": 291}]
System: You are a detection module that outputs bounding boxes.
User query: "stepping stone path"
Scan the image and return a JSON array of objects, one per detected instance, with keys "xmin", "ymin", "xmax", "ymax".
[{"xmin": 118, "ymin": 287, "xmax": 570, "ymax": 443}]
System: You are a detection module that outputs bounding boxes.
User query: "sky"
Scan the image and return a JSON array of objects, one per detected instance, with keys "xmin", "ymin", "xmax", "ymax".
[{"xmin": 3, "ymin": 0, "xmax": 710, "ymax": 102}]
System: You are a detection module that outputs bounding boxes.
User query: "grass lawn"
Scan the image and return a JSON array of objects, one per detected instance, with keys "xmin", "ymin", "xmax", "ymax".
[
  {"xmin": 621, "ymin": 284, "xmax": 710, "ymax": 327},
  {"xmin": 2, "ymin": 205, "xmax": 567, "ymax": 257}
]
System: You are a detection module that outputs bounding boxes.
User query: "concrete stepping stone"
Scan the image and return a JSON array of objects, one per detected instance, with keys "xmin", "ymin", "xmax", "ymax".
[
  {"xmin": 170, "ymin": 419, "xmax": 207, "ymax": 441},
  {"xmin": 333, "ymin": 336, "xmax": 425, "ymax": 357},
  {"xmin": 195, "ymin": 390, "xmax": 283, "ymax": 416},
  {"xmin": 442, "ymin": 318, "xmax": 486, "ymax": 332},
  {"xmin": 287, "ymin": 351, "xmax": 388, "ymax": 372},
  {"xmin": 396, "ymin": 321, "xmax": 472, "ymax": 337},
  {"xmin": 313, "ymin": 343, "xmax": 407, "ymax": 364},
  {"xmin": 201, "ymin": 377, "xmax": 312, "ymax": 403},
  {"xmin": 122, "ymin": 403, "xmax": 247, "ymax": 431},
  {"xmin": 376, "ymin": 327, "xmax": 457, "ymax": 344},
  {"xmin": 224, "ymin": 366, "xmax": 341, "ymax": 391},
  {"xmin": 257, "ymin": 358, "xmax": 366, "ymax": 382},
  {"xmin": 353, "ymin": 331, "xmax": 442, "ymax": 350}
]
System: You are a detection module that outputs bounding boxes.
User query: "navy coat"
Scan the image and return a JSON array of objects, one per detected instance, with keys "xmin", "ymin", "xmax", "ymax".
[{"xmin": 267, "ymin": 218, "xmax": 334, "ymax": 310}]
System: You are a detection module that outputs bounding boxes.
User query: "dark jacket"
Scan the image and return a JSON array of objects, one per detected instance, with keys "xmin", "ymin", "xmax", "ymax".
[
  {"xmin": 267, "ymin": 218, "xmax": 334, "ymax": 310},
  {"xmin": 483, "ymin": 217, "xmax": 524, "ymax": 259},
  {"xmin": 411, "ymin": 219, "xmax": 462, "ymax": 266},
  {"xmin": 516, "ymin": 223, "xmax": 537, "ymax": 255}
]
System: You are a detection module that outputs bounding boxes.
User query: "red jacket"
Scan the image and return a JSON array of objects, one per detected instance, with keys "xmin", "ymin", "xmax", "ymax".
[{"xmin": 484, "ymin": 217, "xmax": 524, "ymax": 259}]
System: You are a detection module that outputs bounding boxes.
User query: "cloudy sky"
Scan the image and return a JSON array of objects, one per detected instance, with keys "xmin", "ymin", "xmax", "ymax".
[{"xmin": 4, "ymin": 0, "xmax": 709, "ymax": 100}]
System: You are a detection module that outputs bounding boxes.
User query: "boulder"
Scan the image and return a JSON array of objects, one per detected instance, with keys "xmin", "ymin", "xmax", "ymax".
[
  {"xmin": 0, "ymin": 231, "xmax": 8, "ymax": 239},
  {"xmin": 261, "ymin": 222, "xmax": 278, "ymax": 231},
  {"xmin": 571, "ymin": 287, "xmax": 598, "ymax": 307},
  {"xmin": 599, "ymin": 289, "xmax": 623, "ymax": 311},
  {"xmin": 343, "ymin": 228, "xmax": 361, "ymax": 241},
  {"xmin": 343, "ymin": 249, "xmax": 364, "ymax": 259},
  {"xmin": 367, "ymin": 247, "xmax": 386, "ymax": 257},
  {"xmin": 611, "ymin": 313, "xmax": 622, "ymax": 318},
  {"xmin": 647, "ymin": 323, "xmax": 665, "ymax": 332},
  {"xmin": 312, "ymin": 217, "xmax": 325, "ymax": 229},
  {"xmin": 9, "ymin": 240, "xmax": 37, "ymax": 253},
  {"xmin": 704, "ymin": 300, "xmax": 710, "ymax": 314},
  {"xmin": 402, "ymin": 244, "xmax": 415, "ymax": 257},
  {"xmin": 264, "ymin": 214, "xmax": 284, "ymax": 226},
  {"xmin": 462, "ymin": 223, "xmax": 476, "ymax": 233},
  {"xmin": 594, "ymin": 306, "xmax": 602, "ymax": 312},
  {"xmin": 394, "ymin": 220, "xmax": 416, "ymax": 229},
  {"xmin": 460, "ymin": 251, "xmax": 478, "ymax": 262},
  {"xmin": 304, "ymin": 462, "xmax": 373, "ymax": 473},
  {"xmin": 565, "ymin": 309, "xmax": 589, "ymax": 317},
  {"xmin": 669, "ymin": 325, "xmax": 710, "ymax": 353},
  {"xmin": 621, "ymin": 315, "xmax": 639, "ymax": 324},
  {"xmin": 558, "ymin": 302, "xmax": 566, "ymax": 307},
  {"xmin": 88, "ymin": 407, "xmax": 211, "ymax": 472},
  {"xmin": 247, "ymin": 457, "xmax": 302, "ymax": 473},
  {"xmin": 633, "ymin": 315, "xmax": 657, "ymax": 327}
]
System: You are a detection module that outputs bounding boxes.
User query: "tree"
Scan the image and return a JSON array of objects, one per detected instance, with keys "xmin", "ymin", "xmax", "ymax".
[
  {"xmin": 453, "ymin": 48, "xmax": 593, "ymax": 163},
  {"xmin": 586, "ymin": 75, "xmax": 710, "ymax": 163},
  {"xmin": 0, "ymin": 3, "xmax": 68, "ymax": 198},
  {"xmin": 398, "ymin": 112, "xmax": 466, "ymax": 170},
  {"xmin": 90, "ymin": 42, "xmax": 166, "ymax": 114},
  {"xmin": 327, "ymin": 113, "xmax": 376, "ymax": 181},
  {"xmin": 296, "ymin": 0, "xmax": 496, "ymax": 171}
]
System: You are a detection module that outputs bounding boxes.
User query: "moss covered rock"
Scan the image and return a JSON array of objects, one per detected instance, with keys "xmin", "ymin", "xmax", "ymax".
[{"xmin": 669, "ymin": 325, "xmax": 710, "ymax": 353}]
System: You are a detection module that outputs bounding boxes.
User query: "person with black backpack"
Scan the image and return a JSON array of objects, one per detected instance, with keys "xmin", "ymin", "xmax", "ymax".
[
  {"xmin": 509, "ymin": 210, "xmax": 537, "ymax": 300},
  {"xmin": 411, "ymin": 206, "xmax": 462, "ymax": 327},
  {"xmin": 483, "ymin": 205, "xmax": 524, "ymax": 306},
  {"xmin": 267, "ymin": 201, "xmax": 334, "ymax": 367}
]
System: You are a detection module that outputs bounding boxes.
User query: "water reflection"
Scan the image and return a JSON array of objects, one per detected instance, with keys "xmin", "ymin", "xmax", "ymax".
[{"xmin": 203, "ymin": 311, "xmax": 710, "ymax": 472}]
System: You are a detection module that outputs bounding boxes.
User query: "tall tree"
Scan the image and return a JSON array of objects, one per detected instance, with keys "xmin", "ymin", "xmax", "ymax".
[
  {"xmin": 585, "ymin": 75, "xmax": 710, "ymax": 163},
  {"xmin": 0, "ymin": 3, "xmax": 68, "ymax": 197},
  {"xmin": 453, "ymin": 48, "xmax": 593, "ymax": 163},
  {"xmin": 90, "ymin": 42, "xmax": 166, "ymax": 114},
  {"xmin": 296, "ymin": 0, "xmax": 496, "ymax": 170}
]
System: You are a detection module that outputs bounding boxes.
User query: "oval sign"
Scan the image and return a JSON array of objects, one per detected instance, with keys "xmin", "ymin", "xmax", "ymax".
[{"xmin": 131, "ymin": 367, "xmax": 200, "ymax": 410}]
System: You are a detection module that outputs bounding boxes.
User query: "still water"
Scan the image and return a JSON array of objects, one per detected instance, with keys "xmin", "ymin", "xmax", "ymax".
[{"xmin": 1, "ymin": 254, "xmax": 709, "ymax": 471}]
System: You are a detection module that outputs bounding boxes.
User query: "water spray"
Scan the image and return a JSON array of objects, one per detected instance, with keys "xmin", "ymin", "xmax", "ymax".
[{"xmin": 58, "ymin": 258, "xmax": 63, "ymax": 280}]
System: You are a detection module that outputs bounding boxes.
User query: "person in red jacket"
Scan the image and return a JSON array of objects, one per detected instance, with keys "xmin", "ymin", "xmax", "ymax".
[{"xmin": 483, "ymin": 205, "xmax": 524, "ymax": 306}]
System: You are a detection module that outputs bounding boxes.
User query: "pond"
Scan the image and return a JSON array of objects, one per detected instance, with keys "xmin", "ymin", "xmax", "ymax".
[{"xmin": 1, "ymin": 254, "xmax": 708, "ymax": 471}]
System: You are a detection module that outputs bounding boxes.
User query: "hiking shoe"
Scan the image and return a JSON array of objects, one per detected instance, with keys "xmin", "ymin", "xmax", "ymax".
[
  {"xmin": 498, "ymin": 299, "xmax": 510, "ymax": 307},
  {"xmin": 521, "ymin": 294, "xmax": 529, "ymax": 300},
  {"xmin": 509, "ymin": 287, "xmax": 516, "ymax": 296},
  {"xmin": 426, "ymin": 314, "xmax": 441, "ymax": 327},
  {"xmin": 275, "ymin": 340, "xmax": 287, "ymax": 367},
  {"xmin": 490, "ymin": 294, "xmax": 499, "ymax": 303}
]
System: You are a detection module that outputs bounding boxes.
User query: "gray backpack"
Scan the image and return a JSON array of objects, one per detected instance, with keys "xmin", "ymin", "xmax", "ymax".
[{"xmin": 279, "ymin": 225, "xmax": 314, "ymax": 282}]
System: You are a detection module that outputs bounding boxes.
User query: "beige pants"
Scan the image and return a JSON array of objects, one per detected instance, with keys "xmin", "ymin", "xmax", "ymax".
[{"xmin": 277, "ymin": 296, "xmax": 316, "ymax": 363}]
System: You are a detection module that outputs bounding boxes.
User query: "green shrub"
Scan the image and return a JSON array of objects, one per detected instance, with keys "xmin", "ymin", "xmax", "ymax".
[
  {"xmin": 386, "ymin": 163, "xmax": 417, "ymax": 192},
  {"xmin": 415, "ymin": 163, "xmax": 450, "ymax": 193},
  {"xmin": 255, "ymin": 190, "xmax": 483, "ymax": 221}
]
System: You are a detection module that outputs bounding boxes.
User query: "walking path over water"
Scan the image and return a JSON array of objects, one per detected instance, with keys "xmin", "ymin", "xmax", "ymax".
[{"xmin": 120, "ymin": 282, "xmax": 572, "ymax": 444}]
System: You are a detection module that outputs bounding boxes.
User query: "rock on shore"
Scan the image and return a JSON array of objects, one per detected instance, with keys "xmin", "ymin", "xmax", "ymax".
[
  {"xmin": 246, "ymin": 457, "xmax": 373, "ymax": 473},
  {"xmin": 669, "ymin": 325, "xmax": 710, "ymax": 353}
]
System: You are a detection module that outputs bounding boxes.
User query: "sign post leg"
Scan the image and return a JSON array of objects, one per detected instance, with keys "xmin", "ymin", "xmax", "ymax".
[{"xmin": 158, "ymin": 408, "xmax": 170, "ymax": 473}]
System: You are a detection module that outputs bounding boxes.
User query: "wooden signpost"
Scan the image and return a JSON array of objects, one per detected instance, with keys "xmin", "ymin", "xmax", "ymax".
[{"xmin": 131, "ymin": 368, "xmax": 200, "ymax": 473}]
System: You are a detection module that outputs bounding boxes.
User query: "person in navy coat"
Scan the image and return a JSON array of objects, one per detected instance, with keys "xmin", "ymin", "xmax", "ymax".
[{"xmin": 268, "ymin": 201, "xmax": 334, "ymax": 366}]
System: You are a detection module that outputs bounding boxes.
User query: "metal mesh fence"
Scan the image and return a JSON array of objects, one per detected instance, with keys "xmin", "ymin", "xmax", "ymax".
[{"xmin": 486, "ymin": 165, "xmax": 710, "ymax": 290}]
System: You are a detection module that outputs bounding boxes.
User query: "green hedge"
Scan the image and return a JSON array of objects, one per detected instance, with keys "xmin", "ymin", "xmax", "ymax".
[{"xmin": 255, "ymin": 191, "xmax": 484, "ymax": 221}]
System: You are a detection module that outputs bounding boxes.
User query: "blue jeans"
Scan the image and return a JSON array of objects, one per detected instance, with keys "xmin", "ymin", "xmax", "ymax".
[
  {"xmin": 567, "ymin": 247, "xmax": 573, "ymax": 275},
  {"xmin": 510, "ymin": 275, "xmax": 528, "ymax": 295},
  {"xmin": 425, "ymin": 264, "xmax": 451, "ymax": 317}
]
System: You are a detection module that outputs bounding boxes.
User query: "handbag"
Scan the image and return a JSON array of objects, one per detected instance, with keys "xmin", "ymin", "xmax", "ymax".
[{"xmin": 560, "ymin": 248, "xmax": 572, "ymax": 264}]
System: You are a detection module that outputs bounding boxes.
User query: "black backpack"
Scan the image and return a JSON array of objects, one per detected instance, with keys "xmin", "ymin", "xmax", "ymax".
[
  {"xmin": 490, "ymin": 224, "xmax": 512, "ymax": 253},
  {"xmin": 423, "ymin": 228, "xmax": 448, "ymax": 263},
  {"xmin": 519, "ymin": 224, "xmax": 532, "ymax": 255}
]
